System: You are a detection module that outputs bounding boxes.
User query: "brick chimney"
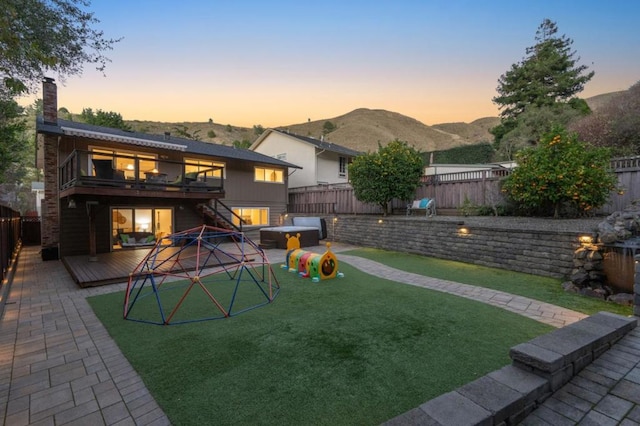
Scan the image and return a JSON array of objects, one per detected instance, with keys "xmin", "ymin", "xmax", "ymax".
[
  {"xmin": 40, "ymin": 77, "xmax": 60, "ymax": 260},
  {"xmin": 42, "ymin": 77, "xmax": 58, "ymax": 124}
]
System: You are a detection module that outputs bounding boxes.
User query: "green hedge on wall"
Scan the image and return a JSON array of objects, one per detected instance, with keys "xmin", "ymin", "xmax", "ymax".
[{"xmin": 424, "ymin": 143, "xmax": 495, "ymax": 165}]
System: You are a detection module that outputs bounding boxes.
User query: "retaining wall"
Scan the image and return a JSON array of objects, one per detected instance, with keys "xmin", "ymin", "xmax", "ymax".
[
  {"xmin": 323, "ymin": 215, "xmax": 585, "ymax": 279},
  {"xmin": 383, "ymin": 312, "xmax": 637, "ymax": 425}
]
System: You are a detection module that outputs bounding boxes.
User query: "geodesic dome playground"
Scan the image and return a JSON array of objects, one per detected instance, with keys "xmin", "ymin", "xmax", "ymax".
[{"xmin": 123, "ymin": 225, "xmax": 280, "ymax": 325}]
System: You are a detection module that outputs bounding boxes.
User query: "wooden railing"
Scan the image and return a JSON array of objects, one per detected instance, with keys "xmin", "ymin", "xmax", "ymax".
[{"xmin": 59, "ymin": 150, "xmax": 224, "ymax": 193}]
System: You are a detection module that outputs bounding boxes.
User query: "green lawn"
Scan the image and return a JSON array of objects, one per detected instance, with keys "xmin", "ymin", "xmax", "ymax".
[
  {"xmin": 343, "ymin": 248, "xmax": 633, "ymax": 316},
  {"xmin": 88, "ymin": 262, "xmax": 552, "ymax": 425}
]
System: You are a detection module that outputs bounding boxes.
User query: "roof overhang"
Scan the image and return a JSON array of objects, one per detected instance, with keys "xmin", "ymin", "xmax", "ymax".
[{"xmin": 60, "ymin": 126, "xmax": 188, "ymax": 151}]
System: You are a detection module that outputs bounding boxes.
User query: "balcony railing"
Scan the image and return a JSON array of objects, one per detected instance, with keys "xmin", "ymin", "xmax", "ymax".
[{"xmin": 59, "ymin": 150, "xmax": 224, "ymax": 194}]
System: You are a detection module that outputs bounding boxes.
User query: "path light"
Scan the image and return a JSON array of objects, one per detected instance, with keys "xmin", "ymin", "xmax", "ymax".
[
  {"xmin": 378, "ymin": 219, "xmax": 384, "ymax": 224},
  {"xmin": 579, "ymin": 235, "xmax": 594, "ymax": 246},
  {"xmin": 457, "ymin": 226, "xmax": 470, "ymax": 236}
]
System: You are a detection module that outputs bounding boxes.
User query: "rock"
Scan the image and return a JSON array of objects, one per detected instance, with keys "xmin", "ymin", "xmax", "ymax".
[
  {"xmin": 580, "ymin": 287, "xmax": 606, "ymax": 299},
  {"xmin": 607, "ymin": 293, "xmax": 634, "ymax": 306},
  {"xmin": 570, "ymin": 271, "xmax": 589, "ymax": 286},
  {"xmin": 562, "ymin": 281, "xmax": 579, "ymax": 293},
  {"xmin": 587, "ymin": 250, "xmax": 603, "ymax": 261}
]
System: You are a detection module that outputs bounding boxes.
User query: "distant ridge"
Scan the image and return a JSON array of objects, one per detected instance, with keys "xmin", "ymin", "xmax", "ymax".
[{"xmin": 123, "ymin": 91, "xmax": 626, "ymax": 153}]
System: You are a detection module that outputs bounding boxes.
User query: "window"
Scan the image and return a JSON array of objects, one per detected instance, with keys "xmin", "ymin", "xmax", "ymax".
[
  {"xmin": 231, "ymin": 208, "xmax": 269, "ymax": 227},
  {"xmin": 111, "ymin": 207, "xmax": 173, "ymax": 249},
  {"xmin": 339, "ymin": 156, "xmax": 347, "ymax": 178},
  {"xmin": 255, "ymin": 167, "xmax": 284, "ymax": 183},
  {"xmin": 91, "ymin": 148, "xmax": 155, "ymax": 180},
  {"xmin": 185, "ymin": 158, "xmax": 225, "ymax": 178}
]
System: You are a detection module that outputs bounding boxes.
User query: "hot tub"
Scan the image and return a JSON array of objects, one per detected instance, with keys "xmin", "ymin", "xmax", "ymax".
[{"xmin": 260, "ymin": 226, "xmax": 320, "ymax": 249}]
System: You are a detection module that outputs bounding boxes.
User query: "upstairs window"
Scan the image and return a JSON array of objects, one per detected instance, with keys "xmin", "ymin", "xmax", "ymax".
[
  {"xmin": 185, "ymin": 158, "xmax": 225, "ymax": 178},
  {"xmin": 339, "ymin": 156, "xmax": 347, "ymax": 178},
  {"xmin": 255, "ymin": 167, "xmax": 284, "ymax": 183},
  {"xmin": 91, "ymin": 148, "xmax": 155, "ymax": 180}
]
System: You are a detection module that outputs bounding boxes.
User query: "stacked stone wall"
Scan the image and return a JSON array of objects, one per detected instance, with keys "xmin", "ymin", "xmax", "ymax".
[{"xmin": 322, "ymin": 215, "xmax": 581, "ymax": 279}]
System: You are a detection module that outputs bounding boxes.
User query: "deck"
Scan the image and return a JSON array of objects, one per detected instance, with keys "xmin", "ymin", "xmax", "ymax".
[
  {"xmin": 62, "ymin": 243, "xmax": 259, "ymax": 288},
  {"xmin": 62, "ymin": 248, "xmax": 172, "ymax": 287}
]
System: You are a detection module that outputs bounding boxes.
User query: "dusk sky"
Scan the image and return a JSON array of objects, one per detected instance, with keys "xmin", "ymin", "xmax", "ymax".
[{"xmin": 29, "ymin": 0, "xmax": 640, "ymax": 127}]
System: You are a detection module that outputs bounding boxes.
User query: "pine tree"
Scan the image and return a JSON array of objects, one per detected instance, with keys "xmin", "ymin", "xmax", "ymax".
[{"xmin": 491, "ymin": 19, "xmax": 594, "ymax": 150}]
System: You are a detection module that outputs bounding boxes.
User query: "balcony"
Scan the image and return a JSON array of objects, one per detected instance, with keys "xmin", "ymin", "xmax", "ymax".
[{"xmin": 59, "ymin": 150, "xmax": 225, "ymax": 200}]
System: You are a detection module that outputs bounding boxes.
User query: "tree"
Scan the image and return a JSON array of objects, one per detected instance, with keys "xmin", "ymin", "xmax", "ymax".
[
  {"xmin": 172, "ymin": 124, "xmax": 201, "ymax": 140},
  {"xmin": 492, "ymin": 19, "xmax": 594, "ymax": 150},
  {"xmin": 322, "ymin": 121, "xmax": 336, "ymax": 135},
  {"xmin": 81, "ymin": 108, "xmax": 131, "ymax": 130},
  {"xmin": 232, "ymin": 139, "xmax": 252, "ymax": 149},
  {"xmin": 0, "ymin": 0, "xmax": 118, "ymax": 186},
  {"xmin": 571, "ymin": 80, "xmax": 640, "ymax": 156},
  {"xmin": 253, "ymin": 124, "xmax": 265, "ymax": 136},
  {"xmin": 501, "ymin": 127, "xmax": 616, "ymax": 218},
  {"xmin": 349, "ymin": 140, "xmax": 423, "ymax": 216},
  {"xmin": 0, "ymin": 98, "xmax": 28, "ymax": 183},
  {"xmin": 495, "ymin": 103, "xmax": 585, "ymax": 160},
  {"xmin": 0, "ymin": 0, "xmax": 120, "ymax": 97}
]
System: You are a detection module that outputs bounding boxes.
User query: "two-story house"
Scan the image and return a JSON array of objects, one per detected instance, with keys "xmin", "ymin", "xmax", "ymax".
[
  {"xmin": 250, "ymin": 129, "xmax": 360, "ymax": 189},
  {"xmin": 37, "ymin": 78, "xmax": 298, "ymax": 261}
]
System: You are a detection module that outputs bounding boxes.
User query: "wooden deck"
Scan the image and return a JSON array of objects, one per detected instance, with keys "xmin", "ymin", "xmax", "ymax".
[
  {"xmin": 62, "ymin": 244, "xmax": 256, "ymax": 288},
  {"xmin": 62, "ymin": 248, "xmax": 168, "ymax": 287}
]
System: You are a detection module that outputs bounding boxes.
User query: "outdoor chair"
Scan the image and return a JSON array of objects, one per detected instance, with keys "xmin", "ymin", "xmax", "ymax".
[{"xmin": 407, "ymin": 198, "xmax": 436, "ymax": 217}]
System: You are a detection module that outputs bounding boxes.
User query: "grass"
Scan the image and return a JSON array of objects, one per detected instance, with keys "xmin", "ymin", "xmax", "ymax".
[
  {"xmin": 343, "ymin": 248, "xmax": 633, "ymax": 316},
  {"xmin": 88, "ymin": 262, "xmax": 552, "ymax": 425}
]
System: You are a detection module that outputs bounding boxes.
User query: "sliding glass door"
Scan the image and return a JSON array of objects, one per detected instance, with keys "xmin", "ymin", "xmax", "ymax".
[{"xmin": 111, "ymin": 207, "xmax": 173, "ymax": 249}]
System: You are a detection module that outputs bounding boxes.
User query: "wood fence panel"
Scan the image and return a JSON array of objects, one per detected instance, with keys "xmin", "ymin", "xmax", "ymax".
[{"xmin": 288, "ymin": 160, "xmax": 640, "ymax": 216}]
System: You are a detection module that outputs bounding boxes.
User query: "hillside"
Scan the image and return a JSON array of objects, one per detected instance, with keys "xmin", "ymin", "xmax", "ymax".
[
  {"xmin": 124, "ymin": 109, "xmax": 498, "ymax": 153},
  {"xmin": 120, "ymin": 91, "xmax": 623, "ymax": 154}
]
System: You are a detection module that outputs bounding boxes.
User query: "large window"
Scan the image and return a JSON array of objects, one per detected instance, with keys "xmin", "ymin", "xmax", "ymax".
[
  {"xmin": 111, "ymin": 207, "xmax": 173, "ymax": 249},
  {"xmin": 185, "ymin": 158, "xmax": 225, "ymax": 178},
  {"xmin": 232, "ymin": 207, "xmax": 269, "ymax": 227},
  {"xmin": 255, "ymin": 167, "xmax": 284, "ymax": 183},
  {"xmin": 91, "ymin": 148, "xmax": 155, "ymax": 180}
]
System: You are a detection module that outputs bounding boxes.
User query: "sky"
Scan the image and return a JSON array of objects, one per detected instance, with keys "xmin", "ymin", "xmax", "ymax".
[{"xmin": 26, "ymin": 0, "xmax": 640, "ymax": 128}]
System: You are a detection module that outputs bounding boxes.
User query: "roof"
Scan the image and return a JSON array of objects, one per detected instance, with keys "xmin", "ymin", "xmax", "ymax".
[
  {"xmin": 36, "ymin": 117, "xmax": 301, "ymax": 169},
  {"xmin": 251, "ymin": 128, "xmax": 362, "ymax": 157}
]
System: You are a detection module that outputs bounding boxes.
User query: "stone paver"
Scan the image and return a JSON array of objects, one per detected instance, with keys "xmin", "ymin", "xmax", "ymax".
[
  {"xmin": 0, "ymin": 246, "xmax": 170, "ymax": 426},
  {"xmin": 1, "ymin": 244, "xmax": 639, "ymax": 425}
]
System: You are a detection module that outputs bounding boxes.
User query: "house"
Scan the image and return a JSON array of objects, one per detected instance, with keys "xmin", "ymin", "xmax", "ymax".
[
  {"xmin": 425, "ymin": 162, "xmax": 515, "ymax": 182},
  {"xmin": 250, "ymin": 129, "xmax": 361, "ymax": 189},
  {"xmin": 36, "ymin": 78, "xmax": 299, "ymax": 261}
]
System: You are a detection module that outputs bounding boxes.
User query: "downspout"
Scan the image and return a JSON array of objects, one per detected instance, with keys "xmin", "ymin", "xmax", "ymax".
[{"xmin": 315, "ymin": 147, "xmax": 326, "ymax": 185}]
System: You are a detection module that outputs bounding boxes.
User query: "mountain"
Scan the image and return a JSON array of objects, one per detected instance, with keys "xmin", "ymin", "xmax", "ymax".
[
  {"xmin": 123, "ymin": 91, "xmax": 623, "ymax": 154},
  {"xmin": 126, "ymin": 109, "xmax": 499, "ymax": 153},
  {"xmin": 277, "ymin": 109, "xmax": 498, "ymax": 153}
]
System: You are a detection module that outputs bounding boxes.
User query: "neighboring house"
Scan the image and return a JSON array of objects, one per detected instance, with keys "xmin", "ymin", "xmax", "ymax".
[
  {"xmin": 425, "ymin": 162, "xmax": 515, "ymax": 182},
  {"xmin": 250, "ymin": 129, "xmax": 361, "ymax": 188},
  {"xmin": 36, "ymin": 78, "xmax": 299, "ymax": 260}
]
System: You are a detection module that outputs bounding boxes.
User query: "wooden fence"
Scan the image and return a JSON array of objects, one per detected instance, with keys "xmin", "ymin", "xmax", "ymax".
[
  {"xmin": 0, "ymin": 205, "xmax": 21, "ymax": 286},
  {"xmin": 288, "ymin": 170, "xmax": 509, "ymax": 215},
  {"xmin": 288, "ymin": 157, "xmax": 640, "ymax": 216},
  {"xmin": 601, "ymin": 156, "xmax": 640, "ymax": 214}
]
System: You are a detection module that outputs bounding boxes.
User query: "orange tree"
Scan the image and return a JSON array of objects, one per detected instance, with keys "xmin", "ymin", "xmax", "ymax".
[
  {"xmin": 502, "ymin": 127, "xmax": 617, "ymax": 218},
  {"xmin": 349, "ymin": 140, "xmax": 423, "ymax": 216}
]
